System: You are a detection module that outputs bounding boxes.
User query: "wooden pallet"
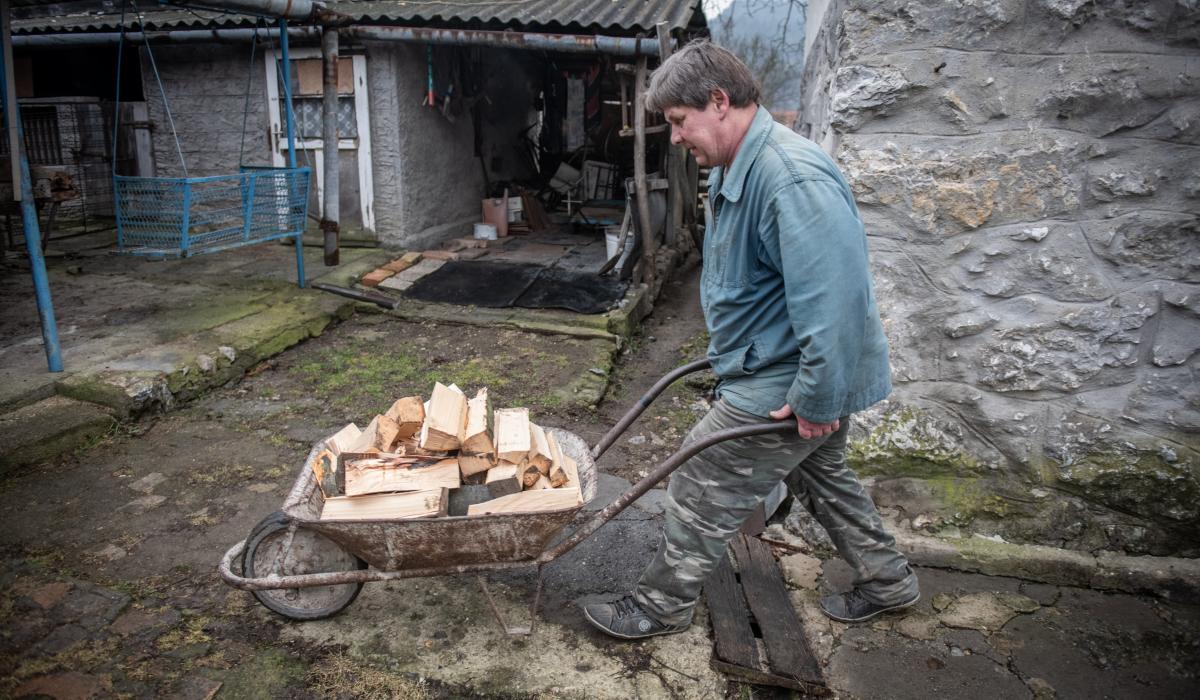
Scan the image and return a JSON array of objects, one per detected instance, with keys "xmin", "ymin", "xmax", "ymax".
[{"xmin": 705, "ymin": 533, "xmax": 828, "ymax": 695}]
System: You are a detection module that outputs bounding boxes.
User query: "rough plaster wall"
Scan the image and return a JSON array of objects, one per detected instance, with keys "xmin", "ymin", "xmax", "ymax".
[
  {"xmin": 365, "ymin": 41, "xmax": 402, "ymax": 243},
  {"xmin": 385, "ymin": 42, "xmax": 484, "ymax": 249},
  {"xmin": 800, "ymin": 0, "xmax": 1200, "ymax": 556},
  {"xmin": 141, "ymin": 44, "xmax": 272, "ymax": 177}
]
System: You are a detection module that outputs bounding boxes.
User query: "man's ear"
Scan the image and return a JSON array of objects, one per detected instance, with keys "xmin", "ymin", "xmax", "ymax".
[{"xmin": 710, "ymin": 88, "xmax": 730, "ymax": 115}]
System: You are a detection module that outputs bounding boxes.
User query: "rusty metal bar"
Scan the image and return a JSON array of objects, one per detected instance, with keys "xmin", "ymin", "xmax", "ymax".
[
  {"xmin": 219, "ymin": 540, "xmax": 537, "ymax": 591},
  {"xmin": 320, "ymin": 25, "xmax": 339, "ymax": 266},
  {"xmin": 539, "ymin": 421, "xmax": 794, "ymax": 564},
  {"xmin": 591, "ymin": 357, "xmax": 710, "ymax": 460}
]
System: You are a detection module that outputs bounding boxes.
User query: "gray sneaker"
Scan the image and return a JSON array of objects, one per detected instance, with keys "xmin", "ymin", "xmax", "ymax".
[
  {"xmin": 820, "ymin": 588, "xmax": 919, "ymax": 623},
  {"xmin": 583, "ymin": 595, "xmax": 689, "ymax": 640}
]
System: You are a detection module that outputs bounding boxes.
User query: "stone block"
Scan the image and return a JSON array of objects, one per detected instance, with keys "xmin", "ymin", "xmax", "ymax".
[{"xmin": 1080, "ymin": 212, "xmax": 1200, "ymax": 283}]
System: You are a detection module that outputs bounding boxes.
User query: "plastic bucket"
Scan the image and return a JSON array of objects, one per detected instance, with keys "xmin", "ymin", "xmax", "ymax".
[
  {"xmin": 474, "ymin": 223, "xmax": 498, "ymax": 240},
  {"xmin": 605, "ymin": 225, "xmax": 632, "ymax": 270}
]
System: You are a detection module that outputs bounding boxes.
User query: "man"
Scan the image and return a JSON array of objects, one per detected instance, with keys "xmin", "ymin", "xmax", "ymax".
[{"xmin": 583, "ymin": 41, "xmax": 919, "ymax": 640}]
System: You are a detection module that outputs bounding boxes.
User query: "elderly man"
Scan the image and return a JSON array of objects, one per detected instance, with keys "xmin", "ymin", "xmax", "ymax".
[{"xmin": 583, "ymin": 41, "xmax": 919, "ymax": 640}]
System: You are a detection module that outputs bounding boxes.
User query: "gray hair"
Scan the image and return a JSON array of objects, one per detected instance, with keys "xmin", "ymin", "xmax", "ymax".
[{"xmin": 645, "ymin": 39, "xmax": 761, "ymax": 113}]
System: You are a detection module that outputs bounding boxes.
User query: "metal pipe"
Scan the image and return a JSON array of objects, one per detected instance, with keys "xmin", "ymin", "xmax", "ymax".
[
  {"xmin": 591, "ymin": 357, "xmax": 711, "ymax": 460},
  {"xmin": 320, "ymin": 26, "xmax": 338, "ymax": 266},
  {"xmin": 172, "ymin": 0, "xmax": 315, "ymax": 21},
  {"xmin": 279, "ymin": 18, "xmax": 296, "ymax": 169},
  {"xmin": 13, "ymin": 26, "xmax": 665, "ymax": 56},
  {"xmin": 0, "ymin": 0, "xmax": 62, "ymax": 372},
  {"xmin": 539, "ymin": 421, "xmax": 795, "ymax": 564}
]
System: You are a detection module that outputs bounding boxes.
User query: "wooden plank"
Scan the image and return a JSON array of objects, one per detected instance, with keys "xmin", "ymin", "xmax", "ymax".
[
  {"xmin": 704, "ymin": 551, "xmax": 761, "ymax": 672},
  {"xmin": 466, "ymin": 487, "xmax": 581, "ymax": 515},
  {"xmin": 484, "ymin": 463, "xmax": 522, "ymax": 498},
  {"xmin": 493, "ymin": 408, "xmax": 531, "ymax": 463},
  {"xmin": 384, "ymin": 395, "xmax": 425, "ymax": 439},
  {"xmin": 462, "ymin": 388, "xmax": 494, "ymax": 455},
  {"xmin": 527, "ymin": 422, "xmax": 552, "ymax": 475},
  {"xmin": 419, "ymin": 382, "xmax": 467, "ymax": 451},
  {"xmin": 344, "ymin": 457, "xmax": 460, "ymax": 496},
  {"xmin": 739, "ymin": 502, "xmax": 766, "ymax": 537},
  {"xmin": 730, "ymin": 534, "xmax": 824, "ymax": 685},
  {"xmin": 321, "ymin": 488, "xmax": 448, "ymax": 520}
]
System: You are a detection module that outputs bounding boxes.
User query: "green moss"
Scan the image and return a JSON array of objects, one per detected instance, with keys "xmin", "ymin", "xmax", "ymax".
[
  {"xmin": 849, "ymin": 406, "xmax": 982, "ymax": 478},
  {"xmin": 1058, "ymin": 450, "xmax": 1199, "ymax": 525},
  {"xmin": 216, "ymin": 648, "xmax": 306, "ymax": 700}
]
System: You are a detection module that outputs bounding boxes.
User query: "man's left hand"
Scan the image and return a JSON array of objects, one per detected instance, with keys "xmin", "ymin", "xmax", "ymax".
[{"xmin": 769, "ymin": 404, "xmax": 840, "ymax": 439}]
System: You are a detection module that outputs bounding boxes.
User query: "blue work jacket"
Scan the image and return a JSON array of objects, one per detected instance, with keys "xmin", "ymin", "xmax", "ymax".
[{"xmin": 701, "ymin": 107, "xmax": 892, "ymax": 423}]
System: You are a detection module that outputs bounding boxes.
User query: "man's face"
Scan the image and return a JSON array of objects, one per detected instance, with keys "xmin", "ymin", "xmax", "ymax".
[{"xmin": 664, "ymin": 99, "xmax": 724, "ymax": 167}]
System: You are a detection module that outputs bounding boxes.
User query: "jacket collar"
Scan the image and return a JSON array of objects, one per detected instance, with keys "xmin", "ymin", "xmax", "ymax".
[{"xmin": 710, "ymin": 106, "xmax": 774, "ymax": 203}]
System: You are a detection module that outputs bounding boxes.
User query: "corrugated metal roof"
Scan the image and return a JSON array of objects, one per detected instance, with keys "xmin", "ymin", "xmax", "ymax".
[{"xmin": 13, "ymin": 1, "xmax": 705, "ymax": 36}]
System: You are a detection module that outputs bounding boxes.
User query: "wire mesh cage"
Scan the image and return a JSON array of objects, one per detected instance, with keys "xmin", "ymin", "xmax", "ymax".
[{"xmin": 115, "ymin": 166, "xmax": 310, "ymax": 257}]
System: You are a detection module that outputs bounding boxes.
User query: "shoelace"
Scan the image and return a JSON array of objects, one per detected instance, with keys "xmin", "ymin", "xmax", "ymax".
[
  {"xmin": 843, "ymin": 588, "xmax": 870, "ymax": 609},
  {"xmin": 612, "ymin": 595, "xmax": 643, "ymax": 619}
]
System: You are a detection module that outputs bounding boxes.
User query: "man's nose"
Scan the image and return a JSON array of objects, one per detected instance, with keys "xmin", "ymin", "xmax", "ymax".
[{"xmin": 670, "ymin": 127, "xmax": 683, "ymax": 145}]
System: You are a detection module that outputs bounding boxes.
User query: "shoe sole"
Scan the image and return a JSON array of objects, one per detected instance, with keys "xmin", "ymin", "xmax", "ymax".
[
  {"xmin": 821, "ymin": 592, "xmax": 921, "ymax": 623},
  {"xmin": 582, "ymin": 607, "xmax": 687, "ymax": 640}
]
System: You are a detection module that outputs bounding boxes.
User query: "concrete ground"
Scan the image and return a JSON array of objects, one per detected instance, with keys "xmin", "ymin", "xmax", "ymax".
[{"xmin": 1, "ymin": 239, "xmax": 1198, "ymax": 698}]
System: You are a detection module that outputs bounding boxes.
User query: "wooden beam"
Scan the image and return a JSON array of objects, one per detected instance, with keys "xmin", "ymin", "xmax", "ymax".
[
  {"xmin": 321, "ymin": 488, "xmax": 448, "ymax": 520},
  {"xmin": 344, "ymin": 456, "xmax": 461, "ymax": 496},
  {"xmin": 633, "ymin": 54, "xmax": 655, "ymax": 289},
  {"xmin": 467, "ymin": 487, "xmax": 582, "ymax": 515}
]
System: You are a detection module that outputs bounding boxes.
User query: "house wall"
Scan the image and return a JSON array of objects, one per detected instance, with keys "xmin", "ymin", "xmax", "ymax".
[
  {"xmin": 800, "ymin": 0, "xmax": 1200, "ymax": 556},
  {"xmin": 141, "ymin": 40, "xmax": 484, "ymax": 249}
]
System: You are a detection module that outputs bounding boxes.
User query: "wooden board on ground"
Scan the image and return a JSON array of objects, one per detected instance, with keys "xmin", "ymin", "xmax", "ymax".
[
  {"xmin": 494, "ymin": 408, "xmax": 531, "ymax": 463},
  {"xmin": 344, "ymin": 457, "xmax": 460, "ymax": 496},
  {"xmin": 466, "ymin": 487, "xmax": 582, "ymax": 515},
  {"xmin": 419, "ymin": 382, "xmax": 467, "ymax": 451},
  {"xmin": 705, "ymin": 533, "xmax": 828, "ymax": 694},
  {"xmin": 321, "ymin": 488, "xmax": 448, "ymax": 520}
]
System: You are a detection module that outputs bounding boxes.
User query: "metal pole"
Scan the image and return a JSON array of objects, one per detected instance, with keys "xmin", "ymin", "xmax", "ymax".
[
  {"xmin": 320, "ymin": 26, "xmax": 339, "ymax": 266},
  {"xmin": 0, "ymin": 0, "xmax": 62, "ymax": 372},
  {"xmin": 279, "ymin": 18, "xmax": 297, "ymax": 169}
]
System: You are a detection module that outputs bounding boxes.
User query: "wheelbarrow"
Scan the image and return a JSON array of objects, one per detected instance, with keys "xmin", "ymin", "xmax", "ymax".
[{"xmin": 218, "ymin": 359, "xmax": 794, "ymax": 632}]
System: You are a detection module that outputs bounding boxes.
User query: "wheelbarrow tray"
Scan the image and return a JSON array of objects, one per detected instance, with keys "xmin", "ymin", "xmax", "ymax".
[{"xmin": 279, "ymin": 428, "xmax": 598, "ymax": 572}]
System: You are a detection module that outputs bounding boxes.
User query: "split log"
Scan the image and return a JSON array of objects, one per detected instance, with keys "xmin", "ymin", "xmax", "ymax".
[
  {"xmin": 467, "ymin": 487, "xmax": 582, "ymax": 515},
  {"xmin": 419, "ymin": 382, "xmax": 467, "ymax": 451},
  {"xmin": 346, "ymin": 415, "xmax": 400, "ymax": 453},
  {"xmin": 384, "ymin": 395, "xmax": 425, "ymax": 440},
  {"xmin": 311, "ymin": 449, "xmax": 340, "ymax": 498},
  {"xmin": 321, "ymin": 488, "xmax": 448, "ymax": 520},
  {"xmin": 546, "ymin": 432, "xmax": 568, "ymax": 488},
  {"xmin": 527, "ymin": 423, "xmax": 552, "ymax": 475},
  {"xmin": 458, "ymin": 452, "xmax": 495, "ymax": 479},
  {"xmin": 344, "ymin": 457, "xmax": 460, "ymax": 497},
  {"xmin": 530, "ymin": 475, "xmax": 553, "ymax": 490},
  {"xmin": 494, "ymin": 408, "xmax": 532, "ymax": 463},
  {"xmin": 325, "ymin": 423, "xmax": 361, "ymax": 455},
  {"xmin": 521, "ymin": 464, "xmax": 543, "ymax": 488},
  {"xmin": 485, "ymin": 463, "xmax": 522, "ymax": 498},
  {"xmin": 462, "ymin": 388, "xmax": 495, "ymax": 455}
]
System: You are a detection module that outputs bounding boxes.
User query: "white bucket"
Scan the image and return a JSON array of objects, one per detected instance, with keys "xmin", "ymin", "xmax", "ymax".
[
  {"xmin": 474, "ymin": 223, "xmax": 498, "ymax": 240},
  {"xmin": 605, "ymin": 225, "xmax": 631, "ymax": 270}
]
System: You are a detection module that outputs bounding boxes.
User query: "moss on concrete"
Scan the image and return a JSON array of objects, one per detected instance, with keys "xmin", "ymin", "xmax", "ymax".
[
  {"xmin": 1057, "ymin": 449, "xmax": 1199, "ymax": 527},
  {"xmin": 0, "ymin": 396, "xmax": 116, "ymax": 473},
  {"xmin": 849, "ymin": 405, "xmax": 983, "ymax": 478},
  {"xmin": 216, "ymin": 648, "xmax": 306, "ymax": 699}
]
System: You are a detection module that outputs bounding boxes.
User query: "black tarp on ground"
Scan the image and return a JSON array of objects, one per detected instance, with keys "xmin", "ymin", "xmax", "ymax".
[{"xmin": 403, "ymin": 260, "xmax": 627, "ymax": 314}]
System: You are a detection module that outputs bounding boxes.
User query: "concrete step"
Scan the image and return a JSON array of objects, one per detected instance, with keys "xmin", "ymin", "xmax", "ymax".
[{"xmin": 0, "ymin": 396, "xmax": 117, "ymax": 474}]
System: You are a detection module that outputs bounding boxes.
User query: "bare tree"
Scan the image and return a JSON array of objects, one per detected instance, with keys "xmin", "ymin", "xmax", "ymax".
[{"xmin": 704, "ymin": 0, "xmax": 807, "ymax": 112}]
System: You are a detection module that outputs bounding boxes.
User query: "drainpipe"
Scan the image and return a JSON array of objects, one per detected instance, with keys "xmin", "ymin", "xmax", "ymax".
[
  {"xmin": 1, "ymin": 0, "xmax": 61, "ymax": 372},
  {"xmin": 169, "ymin": 0, "xmax": 316, "ymax": 20},
  {"xmin": 320, "ymin": 26, "xmax": 338, "ymax": 266}
]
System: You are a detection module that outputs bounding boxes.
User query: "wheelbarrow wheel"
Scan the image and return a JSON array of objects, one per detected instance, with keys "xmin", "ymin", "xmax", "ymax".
[{"xmin": 242, "ymin": 512, "xmax": 367, "ymax": 621}]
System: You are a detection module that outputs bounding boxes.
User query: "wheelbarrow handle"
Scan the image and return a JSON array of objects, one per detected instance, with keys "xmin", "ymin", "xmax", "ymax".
[
  {"xmin": 540, "ymin": 420, "xmax": 794, "ymax": 564},
  {"xmin": 591, "ymin": 357, "xmax": 713, "ymax": 460}
]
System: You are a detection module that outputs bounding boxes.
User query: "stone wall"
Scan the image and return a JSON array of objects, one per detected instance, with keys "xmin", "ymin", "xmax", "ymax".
[
  {"xmin": 800, "ymin": 0, "xmax": 1200, "ymax": 556},
  {"xmin": 141, "ymin": 41, "xmax": 483, "ymax": 248}
]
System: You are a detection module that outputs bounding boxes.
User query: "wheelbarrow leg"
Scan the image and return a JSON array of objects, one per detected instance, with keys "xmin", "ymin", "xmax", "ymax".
[{"xmin": 477, "ymin": 565, "xmax": 545, "ymax": 637}]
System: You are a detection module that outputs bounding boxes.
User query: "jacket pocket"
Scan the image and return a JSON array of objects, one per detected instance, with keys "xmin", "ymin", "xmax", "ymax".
[{"xmin": 709, "ymin": 340, "xmax": 755, "ymax": 378}]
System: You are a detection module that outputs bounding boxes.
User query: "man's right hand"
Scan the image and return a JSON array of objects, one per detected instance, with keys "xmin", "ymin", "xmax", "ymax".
[{"xmin": 769, "ymin": 404, "xmax": 840, "ymax": 439}]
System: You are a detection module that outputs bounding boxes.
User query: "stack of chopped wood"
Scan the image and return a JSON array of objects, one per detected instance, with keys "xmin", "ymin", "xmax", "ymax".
[{"xmin": 312, "ymin": 382, "xmax": 583, "ymax": 520}]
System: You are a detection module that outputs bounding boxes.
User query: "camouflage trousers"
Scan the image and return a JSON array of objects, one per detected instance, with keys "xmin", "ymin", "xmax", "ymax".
[{"xmin": 634, "ymin": 399, "xmax": 918, "ymax": 626}]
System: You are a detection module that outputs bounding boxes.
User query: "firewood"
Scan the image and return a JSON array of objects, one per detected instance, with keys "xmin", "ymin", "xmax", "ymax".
[
  {"xmin": 321, "ymin": 488, "xmax": 448, "ymax": 520},
  {"xmin": 311, "ymin": 449, "xmax": 340, "ymax": 497},
  {"xmin": 325, "ymin": 423, "xmax": 361, "ymax": 455},
  {"xmin": 466, "ymin": 488, "xmax": 582, "ymax": 515},
  {"xmin": 458, "ymin": 452, "xmax": 495, "ymax": 479},
  {"xmin": 346, "ymin": 416, "xmax": 385, "ymax": 453},
  {"xmin": 494, "ymin": 408, "xmax": 531, "ymax": 463},
  {"xmin": 546, "ymin": 432, "xmax": 569, "ymax": 488},
  {"xmin": 530, "ymin": 475, "xmax": 552, "ymax": 490},
  {"xmin": 485, "ymin": 463, "xmax": 522, "ymax": 498},
  {"xmin": 521, "ymin": 464, "xmax": 542, "ymax": 488},
  {"xmin": 344, "ymin": 457, "xmax": 460, "ymax": 497},
  {"xmin": 419, "ymin": 382, "xmax": 467, "ymax": 452},
  {"xmin": 384, "ymin": 396, "xmax": 425, "ymax": 440},
  {"xmin": 527, "ymin": 423, "xmax": 552, "ymax": 475},
  {"xmin": 461, "ymin": 388, "xmax": 495, "ymax": 456}
]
